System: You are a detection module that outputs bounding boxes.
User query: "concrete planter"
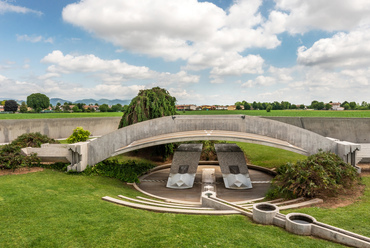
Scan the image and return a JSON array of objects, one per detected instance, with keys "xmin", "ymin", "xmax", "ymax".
[
  {"xmin": 286, "ymin": 213, "xmax": 316, "ymax": 236},
  {"xmin": 252, "ymin": 203, "xmax": 279, "ymax": 225}
]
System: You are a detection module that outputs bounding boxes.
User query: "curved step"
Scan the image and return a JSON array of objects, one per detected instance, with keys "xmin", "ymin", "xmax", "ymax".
[{"xmin": 102, "ymin": 196, "xmax": 240, "ymax": 215}]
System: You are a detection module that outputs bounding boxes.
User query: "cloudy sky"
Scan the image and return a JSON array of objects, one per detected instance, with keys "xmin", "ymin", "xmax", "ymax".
[{"xmin": 1, "ymin": 0, "xmax": 370, "ymax": 105}]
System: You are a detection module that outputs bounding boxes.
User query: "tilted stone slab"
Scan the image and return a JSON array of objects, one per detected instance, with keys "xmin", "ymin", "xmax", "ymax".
[
  {"xmin": 215, "ymin": 143, "xmax": 252, "ymax": 189},
  {"xmin": 166, "ymin": 144, "xmax": 202, "ymax": 189}
]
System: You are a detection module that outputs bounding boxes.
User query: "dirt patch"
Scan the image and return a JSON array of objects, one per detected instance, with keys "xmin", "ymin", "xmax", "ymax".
[
  {"xmin": 315, "ymin": 178, "xmax": 367, "ymax": 209},
  {"xmin": 0, "ymin": 167, "xmax": 44, "ymax": 176}
]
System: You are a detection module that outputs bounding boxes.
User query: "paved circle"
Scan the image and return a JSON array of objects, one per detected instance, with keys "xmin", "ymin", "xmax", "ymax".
[{"xmin": 137, "ymin": 165, "xmax": 274, "ymax": 203}]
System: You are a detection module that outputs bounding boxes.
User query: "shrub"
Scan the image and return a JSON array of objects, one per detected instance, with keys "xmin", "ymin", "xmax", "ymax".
[
  {"xmin": 66, "ymin": 127, "xmax": 91, "ymax": 143},
  {"xmin": 4, "ymin": 100, "xmax": 18, "ymax": 112},
  {"xmin": 266, "ymin": 105, "xmax": 272, "ymax": 112},
  {"xmin": 82, "ymin": 158, "xmax": 155, "ymax": 183},
  {"xmin": 11, "ymin": 132, "xmax": 59, "ymax": 147},
  {"xmin": 0, "ymin": 132, "xmax": 59, "ymax": 171},
  {"xmin": 267, "ymin": 150, "xmax": 360, "ymax": 199}
]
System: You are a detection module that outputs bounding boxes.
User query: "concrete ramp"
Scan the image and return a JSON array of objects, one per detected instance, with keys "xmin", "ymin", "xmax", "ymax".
[
  {"xmin": 215, "ymin": 144, "xmax": 252, "ymax": 189},
  {"xmin": 166, "ymin": 144, "xmax": 202, "ymax": 189}
]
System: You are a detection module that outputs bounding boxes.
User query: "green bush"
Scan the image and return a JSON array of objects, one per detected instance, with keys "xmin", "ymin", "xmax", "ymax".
[
  {"xmin": 267, "ymin": 150, "xmax": 360, "ymax": 199},
  {"xmin": 66, "ymin": 127, "xmax": 91, "ymax": 143},
  {"xmin": 0, "ymin": 132, "xmax": 59, "ymax": 171},
  {"xmin": 0, "ymin": 144, "xmax": 40, "ymax": 171},
  {"xmin": 81, "ymin": 158, "xmax": 155, "ymax": 183},
  {"xmin": 11, "ymin": 132, "xmax": 59, "ymax": 147}
]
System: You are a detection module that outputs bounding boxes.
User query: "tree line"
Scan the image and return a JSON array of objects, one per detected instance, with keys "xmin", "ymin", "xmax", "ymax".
[{"xmin": 0, "ymin": 93, "xmax": 126, "ymax": 113}]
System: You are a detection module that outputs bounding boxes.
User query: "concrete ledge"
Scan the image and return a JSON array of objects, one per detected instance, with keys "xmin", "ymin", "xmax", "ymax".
[{"xmin": 102, "ymin": 196, "xmax": 240, "ymax": 215}]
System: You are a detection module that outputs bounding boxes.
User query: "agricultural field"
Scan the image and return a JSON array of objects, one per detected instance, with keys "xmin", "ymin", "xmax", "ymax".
[
  {"xmin": 0, "ymin": 112, "xmax": 122, "ymax": 120},
  {"xmin": 177, "ymin": 109, "xmax": 370, "ymax": 118}
]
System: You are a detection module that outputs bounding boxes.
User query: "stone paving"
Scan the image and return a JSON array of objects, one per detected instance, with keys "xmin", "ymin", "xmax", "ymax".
[{"xmin": 138, "ymin": 165, "xmax": 274, "ymax": 203}]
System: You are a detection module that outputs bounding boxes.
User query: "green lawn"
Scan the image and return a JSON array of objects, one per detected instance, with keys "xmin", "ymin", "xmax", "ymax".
[
  {"xmin": 234, "ymin": 142, "xmax": 306, "ymax": 168},
  {"xmin": 0, "ymin": 169, "xmax": 354, "ymax": 248},
  {"xmin": 0, "ymin": 112, "xmax": 122, "ymax": 120},
  {"xmin": 177, "ymin": 109, "xmax": 370, "ymax": 118}
]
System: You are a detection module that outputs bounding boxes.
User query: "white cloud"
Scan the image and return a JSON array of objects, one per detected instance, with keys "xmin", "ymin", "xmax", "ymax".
[
  {"xmin": 62, "ymin": 0, "xmax": 280, "ymax": 79},
  {"xmin": 242, "ymin": 75, "xmax": 276, "ymax": 88},
  {"xmin": 17, "ymin": 34, "xmax": 54, "ymax": 44},
  {"xmin": 272, "ymin": 0, "xmax": 370, "ymax": 34},
  {"xmin": 0, "ymin": 1, "xmax": 42, "ymax": 16},
  {"xmin": 297, "ymin": 29, "xmax": 370, "ymax": 69},
  {"xmin": 41, "ymin": 50, "xmax": 199, "ymax": 85}
]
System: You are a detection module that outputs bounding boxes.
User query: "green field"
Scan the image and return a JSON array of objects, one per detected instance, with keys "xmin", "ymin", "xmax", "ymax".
[
  {"xmin": 2, "ymin": 169, "xmax": 366, "ymax": 248},
  {"xmin": 177, "ymin": 109, "xmax": 370, "ymax": 118},
  {"xmin": 0, "ymin": 112, "xmax": 122, "ymax": 120}
]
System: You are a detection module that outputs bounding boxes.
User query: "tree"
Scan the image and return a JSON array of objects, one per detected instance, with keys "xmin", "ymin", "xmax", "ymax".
[
  {"xmin": 111, "ymin": 104, "xmax": 123, "ymax": 112},
  {"xmin": 266, "ymin": 104, "xmax": 272, "ymax": 112},
  {"xmin": 27, "ymin": 93, "xmax": 50, "ymax": 112},
  {"xmin": 119, "ymin": 87, "xmax": 176, "ymax": 128},
  {"xmin": 72, "ymin": 106, "xmax": 79, "ymax": 112},
  {"xmin": 235, "ymin": 103, "xmax": 242, "ymax": 110},
  {"xmin": 343, "ymin": 103, "xmax": 350, "ymax": 110},
  {"xmin": 99, "ymin": 104, "xmax": 109, "ymax": 112},
  {"xmin": 299, "ymin": 104, "xmax": 305, "ymax": 109},
  {"xmin": 4, "ymin": 100, "xmax": 18, "ymax": 112},
  {"xmin": 252, "ymin": 101, "xmax": 258, "ymax": 110},
  {"xmin": 316, "ymin": 102, "xmax": 325, "ymax": 110},
  {"xmin": 310, "ymin": 100, "xmax": 318, "ymax": 109},
  {"xmin": 118, "ymin": 87, "xmax": 176, "ymax": 160},
  {"xmin": 290, "ymin": 104, "xmax": 297, "ymax": 109},
  {"xmin": 325, "ymin": 103, "xmax": 332, "ymax": 110},
  {"xmin": 19, "ymin": 102, "xmax": 28, "ymax": 113},
  {"xmin": 243, "ymin": 102, "xmax": 251, "ymax": 110},
  {"xmin": 349, "ymin": 102, "xmax": 357, "ymax": 110}
]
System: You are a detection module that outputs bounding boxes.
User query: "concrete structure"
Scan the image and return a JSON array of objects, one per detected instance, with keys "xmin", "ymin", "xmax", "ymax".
[
  {"xmin": 19, "ymin": 115, "xmax": 361, "ymax": 171},
  {"xmin": 0, "ymin": 117, "xmax": 121, "ymax": 143},
  {"xmin": 252, "ymin": 207, "xmax": 370, "ymax": 247},
  {"xmin": 215, "ymin": 144, "xmax": 252, "ymax": 189},
  {"xmin": 166, "ymin": 144, "xmax": 202, "ymax": 189}
]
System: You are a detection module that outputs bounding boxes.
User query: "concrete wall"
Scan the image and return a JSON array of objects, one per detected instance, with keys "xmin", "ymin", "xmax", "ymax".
[
  {"xmin": 2, "ymin": 116, "xmax": 368, "ymax": 144},
  {"xmin": 88, "ymin": 115, "xmax": 337, "ymax": 165},
  {"xmin": 263, "ymin": 117, "xmax": 370, "ymax": 143},
  {"xmin": 0, "ymin": 117, "xmax": 121, "ymax": 143}
]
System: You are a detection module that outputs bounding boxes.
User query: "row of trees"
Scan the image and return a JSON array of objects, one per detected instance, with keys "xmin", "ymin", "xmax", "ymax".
[
  {"xmin": 235, "ymin": 101, "xmax": 305, "ymax": 111},
  {"xmin": 1, "ymin": 93, "xmax": 126, "ymax": 113},
  {"xmin": 234, "ymin": 100, "xmax": 370, "ymax": 111}
]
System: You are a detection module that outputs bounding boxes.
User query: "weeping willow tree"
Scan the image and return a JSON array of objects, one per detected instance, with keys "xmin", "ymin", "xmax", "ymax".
[{"xmin": 118, "ymin": 87, "xmax": 177, "ymax": 159}]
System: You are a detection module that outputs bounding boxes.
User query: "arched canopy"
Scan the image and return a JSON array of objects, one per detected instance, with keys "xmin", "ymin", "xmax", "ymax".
[{"xmin": 88, "ymin": 115, "xmax": 337, "ymax": 165}]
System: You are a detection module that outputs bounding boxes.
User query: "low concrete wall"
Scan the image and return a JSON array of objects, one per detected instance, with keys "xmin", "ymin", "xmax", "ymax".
[
  {"xmin": 263, "ymin": 117, "xmax": 370, "ymax": 143},
  {"xmin": 0, "ymin": 117, "xmax": 121, "ymax": 143}
]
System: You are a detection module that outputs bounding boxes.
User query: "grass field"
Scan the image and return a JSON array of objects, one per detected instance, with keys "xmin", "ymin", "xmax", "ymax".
[
  {"xmin": 177, "ymin": 109, "xmax": 370, "ymax": 118},
  {"xmin": 0, "ymin": 112, "xmax": 122, "ymax": 120},
  {"xmin": 233, "ymin": 142, "xmax": 306, "ymax": 168},
  {"xmin": 2, "ymin": 169, "xmax": 365, "ymax": 248},
  {"xmin": 1, "ymin": 110, "xmax": 370, "ymax": 120}
]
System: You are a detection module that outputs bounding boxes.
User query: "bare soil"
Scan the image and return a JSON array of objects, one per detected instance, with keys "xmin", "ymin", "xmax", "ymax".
[{"xmin": 0, "ymin": 167, "xmax": 44, "ymax": 176}]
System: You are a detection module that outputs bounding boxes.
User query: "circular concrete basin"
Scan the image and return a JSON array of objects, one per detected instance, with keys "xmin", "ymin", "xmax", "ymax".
[
  {"xmin": 252, "ymin": 203, "xmax": 279, "ymax": 225},
  {"xmin": 286, "ymin": 213, "xmax": 316, "ymax": 236}
]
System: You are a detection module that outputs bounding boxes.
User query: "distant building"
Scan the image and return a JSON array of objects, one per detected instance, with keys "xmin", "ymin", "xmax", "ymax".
[
  {"xmin": 200, "ymin": 105, "xmax": 215, "ymax": 110},
  {"xmin": 330, "ymin": 102, "xmax": 344, "ymax": 111},
  {"xmin": 0, "ymin": 105, "xmax": 4, "ymax": 112},
  {"xmin": 228, "ymin": 105, "xmax": 236, "ymax": 111},
  {"xmin": 216, "ymin": 105, "xmax": 228, "ymax": 110},
  {"xmin": 176, "ymin": 104, "xmax": 196, "ymax": 111}
]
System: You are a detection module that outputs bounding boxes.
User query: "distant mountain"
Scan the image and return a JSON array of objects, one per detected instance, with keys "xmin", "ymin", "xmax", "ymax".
[
  {"xmin": 50, "ymin": 98, "xmax": 130, "ymax": 106},
  {"xmin": 1, "ymin": 98, "xmax": 130, "ymax": 106}
]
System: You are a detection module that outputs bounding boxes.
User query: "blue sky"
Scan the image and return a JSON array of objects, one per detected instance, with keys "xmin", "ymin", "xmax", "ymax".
[{"xmin": 1, "ymin": 0, "xmax": 370, "ymax": 105}]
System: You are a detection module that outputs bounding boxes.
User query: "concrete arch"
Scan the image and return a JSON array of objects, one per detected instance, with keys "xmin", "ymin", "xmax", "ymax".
[{"xmin": 87, "ymin": 115, "xmax": 339, "ymax": 166}]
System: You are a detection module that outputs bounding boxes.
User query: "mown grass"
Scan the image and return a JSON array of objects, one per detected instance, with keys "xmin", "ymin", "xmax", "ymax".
[
  {"xmin": 233, "ymin": 142, "xmax": 307, "ymax": 168},
  {"xmin": 177, "ymin": 109, "xmax": 370, "ymax": 118},
  {"xmin": 0, "ymin": 169, "xmax": 349, "ymax": 248},
  {"xmin": 0, "ymin": 112, "xmax": 122, "ymax": 120}
]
